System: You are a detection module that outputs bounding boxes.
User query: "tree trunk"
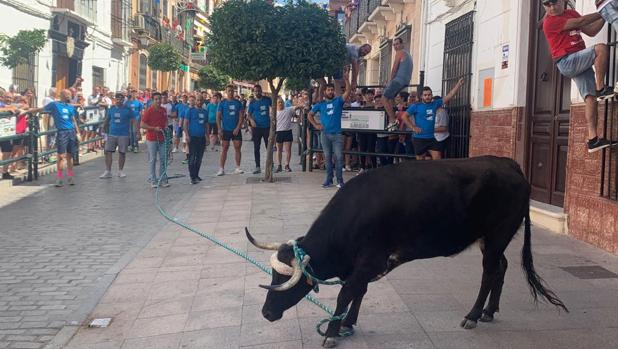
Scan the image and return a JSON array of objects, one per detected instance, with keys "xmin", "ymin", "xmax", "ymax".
[{"xmin": 264, "ymin": 78, "xmax": 283, "ymax": 182}]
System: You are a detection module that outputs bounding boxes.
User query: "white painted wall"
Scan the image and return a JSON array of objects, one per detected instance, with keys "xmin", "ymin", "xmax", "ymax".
[
  {"xmin": 423, "ymin": 0, "xmax": 530, "ymax": 110},
  {"xmin": 0, "ymin": 0, "xmax": 53, "ymax": 107}
]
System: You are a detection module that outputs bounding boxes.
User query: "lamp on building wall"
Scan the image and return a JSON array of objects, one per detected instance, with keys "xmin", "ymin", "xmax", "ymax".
[{"xmin": 139, "ymin": 37, "xmax": 150, "ymax": 47}]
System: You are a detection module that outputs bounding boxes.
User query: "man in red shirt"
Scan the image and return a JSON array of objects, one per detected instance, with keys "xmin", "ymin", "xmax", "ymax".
[
  {"xmin": 141, "ymin": 92, "xmax": 170, "ymax": 188},
  {"xmin": 543, "ymin": 0, "xmax": 615, "ymax": 152}
]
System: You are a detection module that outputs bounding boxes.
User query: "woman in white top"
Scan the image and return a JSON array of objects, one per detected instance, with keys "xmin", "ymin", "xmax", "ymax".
[{"xmin": 275, "ymin": 97, "xmax": 298, "ymax": 172}]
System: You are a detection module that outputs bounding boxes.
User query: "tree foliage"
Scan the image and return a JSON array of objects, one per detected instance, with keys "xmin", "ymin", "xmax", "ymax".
[
  {"xmin": 147, "ymin": 43, "xmax": 181, "ymax": 72},
  {"xmin": 198, "ymin": 65, "xmax": 229, "ymax": 91},
  {"xmin": 0, "ymin": 29, "xmax": 47, "ymax": 69},
  {"xmin": 207, "ymin": 0, "xmax": 346, "ymax": 180},
  {"xmin": 285, "ymin": 76, "xmax": 311, "ymax": 92}
]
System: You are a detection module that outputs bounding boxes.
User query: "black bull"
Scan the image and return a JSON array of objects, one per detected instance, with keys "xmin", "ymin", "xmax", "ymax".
[{"xmin": 246, "ymin": 156, "xmax": 568, "ymax": 347}]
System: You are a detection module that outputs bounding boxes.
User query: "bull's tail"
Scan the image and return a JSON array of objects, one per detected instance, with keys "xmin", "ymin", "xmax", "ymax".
[{"xmin": 521, "ymin": 207, "xmax": 569, "ymax": 312}]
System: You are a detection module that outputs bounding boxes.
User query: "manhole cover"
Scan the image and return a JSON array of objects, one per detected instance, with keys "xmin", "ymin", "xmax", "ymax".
[
  {"xmin": 560, "ymin": 266, "xmax": 618, "ymax": 279},
  {"xmin": 246, "ymin": 176, "xmax": 292, "ymax": 184}
]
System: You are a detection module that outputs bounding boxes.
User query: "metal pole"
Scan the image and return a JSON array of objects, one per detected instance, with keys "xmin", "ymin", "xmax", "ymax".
[{"xmin": 27, "ymin": 113, "xmax": 35, "ymax": 181}]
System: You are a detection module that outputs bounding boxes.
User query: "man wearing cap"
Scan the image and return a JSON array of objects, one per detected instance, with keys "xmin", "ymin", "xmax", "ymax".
[
  {"xmin": 100, "ymin": 93, "xmax": 138, "ymax": 179},
  {"xmin": 542, "ymin": 0, "xmax": 615, "ymax": 153}
]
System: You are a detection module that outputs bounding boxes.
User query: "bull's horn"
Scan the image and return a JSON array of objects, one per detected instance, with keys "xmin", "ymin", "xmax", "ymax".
[
  {"xmin": 245, "ymin": 227, "xmax": 281, "ymax": 250},
  {"xmin": 270, "ymin": 252, "xmax": 294, "ymax": 275},
  {"xmin": 260, "ymin": 255, "xmax": 310, "ymax": 291}
]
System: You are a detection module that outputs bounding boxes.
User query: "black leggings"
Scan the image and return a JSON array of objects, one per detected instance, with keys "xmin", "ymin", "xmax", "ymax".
[
  {"xmin": 252, "ymin": 127, "xmax": 269, "ymax": 168},
  {"xmin": 188, "ymin": 136, "xmax": 205, "ymax": 180}
]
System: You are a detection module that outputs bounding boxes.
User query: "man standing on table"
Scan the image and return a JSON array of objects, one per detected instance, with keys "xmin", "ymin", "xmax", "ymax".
[{"xmin": 381, "ymin": 37, "xmax": 413, "ymax": 131}]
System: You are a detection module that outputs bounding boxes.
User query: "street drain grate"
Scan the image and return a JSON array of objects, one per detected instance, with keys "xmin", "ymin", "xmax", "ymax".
[
  {"xmin": 246, "ymin": 176, "xmax": 292, "ymax": 184},
  {"xmin": 560, "ymin": 266, "xmax": 618, "ymax": 279}
]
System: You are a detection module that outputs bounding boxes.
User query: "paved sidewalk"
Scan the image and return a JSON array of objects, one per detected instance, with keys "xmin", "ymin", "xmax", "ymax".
[{"xmin": 58, "ymin": 144, "xmax": 618, "ymax": 348}]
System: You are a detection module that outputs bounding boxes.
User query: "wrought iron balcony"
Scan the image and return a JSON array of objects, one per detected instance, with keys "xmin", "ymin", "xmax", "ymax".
[
  {"xmin": 345, "ymin": 0, "xmax": 382, "ymax": 40},
  {"xmin": 133, "ymin": 13, "xmax": 161, "ymax": 42}
]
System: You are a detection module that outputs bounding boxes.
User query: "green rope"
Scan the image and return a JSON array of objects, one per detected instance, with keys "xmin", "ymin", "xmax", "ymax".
[
  {"xmin": 291, "ymin": 240, "xmax": 345, "ymax": 286},
  {"xmin": 153, "ymin": 129, "xmax": 352, "ymax": 339}
]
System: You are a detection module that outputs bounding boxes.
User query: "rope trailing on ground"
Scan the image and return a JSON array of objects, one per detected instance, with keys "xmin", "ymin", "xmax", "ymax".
[{"xmin": 153, "ymin": 130, "xmax": 351, "ymax": 339}]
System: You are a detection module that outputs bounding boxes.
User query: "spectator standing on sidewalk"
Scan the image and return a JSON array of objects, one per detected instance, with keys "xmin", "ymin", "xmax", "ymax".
[
  {"xmin": 434, "ymin": 101, "xmax": 450, "ymax": 158},
  {"xmin": 126, "ymin": 90, "xmax": 144, "ymax": 153},
  {"xmin": 141, "ymin": 92, "xmax": 170, "ymax": 188},
  {"xmin": 30, "ymin": 89, "xmax": 81, "ymax": 187},
  {"xmin": 542, "ymin": 0, "xmax": 615, "ymax": 152},
  {"xmin": 247, "ymin": 84, "xmax": 272, "ymax": 174},
  {"xmin": 216, "ymin": 85, "xmax": 245, "ymax": 176},
  {"xmin": 308, "ymin": 71, "xmax": 352, "ymax": 188},
  {"xmin": 275, "ymin": 97, "xmax": 297, "ymax": 173},
  {"xmin": 183, "ymin": 95, "xmax": 208, "ymax": 184},
  {"xmin": 99, "ymin": 93, "xmax": 137, "ymax": 179},
  {"xmin": 207, "ymin": 93, "xmax": 220, "ymax": 152}
]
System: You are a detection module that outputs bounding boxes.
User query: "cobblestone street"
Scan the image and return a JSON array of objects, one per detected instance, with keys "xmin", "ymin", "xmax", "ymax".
[{"xmin": 2, "ymin": 141, "xmax": 618, "ymax": 349}]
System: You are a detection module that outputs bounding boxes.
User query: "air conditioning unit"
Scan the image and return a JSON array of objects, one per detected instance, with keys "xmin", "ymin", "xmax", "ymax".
[{"xmin": 133, "ymin": 14, "xmax": 145, "ymax": 32}]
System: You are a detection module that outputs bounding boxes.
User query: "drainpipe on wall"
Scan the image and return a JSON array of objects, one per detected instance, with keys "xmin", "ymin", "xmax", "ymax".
[{"xmin": 419, "ymin": 0, "xmax": 430, "ymax": 88}]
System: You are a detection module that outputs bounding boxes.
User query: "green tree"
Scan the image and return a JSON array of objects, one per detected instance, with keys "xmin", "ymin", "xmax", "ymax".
[
  {"xmin": 147, "ymin": 43, "xmax": 182, "ymax": 72},
  {"xmin": 0, "ymin": 29, "xmax": 47, "ymax": 69},
  {"xmin": 208, "ymin": 0, "xmax": 345, "ymax": 181},
  {"xmin": 285, "ymin": 76, "xmax": 311, "ymax": 93},
  {"xmin": 198, "ymin": 65, "xmax": 229, "ymax": 91}
]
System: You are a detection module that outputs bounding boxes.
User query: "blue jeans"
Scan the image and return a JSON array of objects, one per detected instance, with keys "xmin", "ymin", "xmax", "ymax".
[
  {"xmin": 556, "ymin": 46, "xmax": 596, "ymax": 99},
  {"xmin": 146, "ymin": 140, "xmax": 168, "ymax": 184},
  {"xmin": 129, "ymin": 122, "xmax": 139, "ymax": 149},
  {"xmin": 320, "ymin": 132, "xmax": 344, "ymax": 184}
]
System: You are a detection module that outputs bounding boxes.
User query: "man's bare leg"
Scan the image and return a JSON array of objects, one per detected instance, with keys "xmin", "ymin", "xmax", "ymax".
[
  {"xmin": 382, "ymin": 96, "xmax": 397, "ymax": 126},
  {"xmin": 233, "ymin": 140, "xmax": 242, "ymax": 167},
  {"xmin": 220, "ymin": 140, "xmax": 230, "ymax": 169},
  {"xmin": 594, "ymin": 44, "xmax": 609, "ymax": 91},
  {"xmin": 584, "ymin": 95, "xmax": 599, "ymax": 140}
]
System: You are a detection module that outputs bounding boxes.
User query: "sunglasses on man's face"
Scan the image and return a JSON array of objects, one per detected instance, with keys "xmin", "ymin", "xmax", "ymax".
[{"xmin": 543, "ymin": 0, "xmax": 558, "ymax": 6}]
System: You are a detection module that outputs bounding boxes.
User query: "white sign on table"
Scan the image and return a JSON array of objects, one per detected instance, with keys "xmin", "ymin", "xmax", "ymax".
[
  {"xmin": 341, "ymin": 109, "xmax": 386, "ymax": 131},
  {"xmin": 0, "ymin": 117, "xmax": 16, "ymax": 138}
]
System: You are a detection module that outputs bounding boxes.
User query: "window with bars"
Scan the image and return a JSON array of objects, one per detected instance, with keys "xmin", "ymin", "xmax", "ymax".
[
  {"xmin": 12, "ymin": 55, "xmax": 38, "ymax": 106},
  {"xmin": 139, "ymin": 54, "xmax": 148, "ymax": 90},
  {"xmin": 92, "ymin": 66, "xmax": 105, "ymax": 89},
  {"xmin": 378, "ymin": 40, "xmax": 392, "ymax": 85}
]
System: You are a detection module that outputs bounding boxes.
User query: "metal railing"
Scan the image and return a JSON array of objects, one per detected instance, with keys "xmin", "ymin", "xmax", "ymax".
[
  {"xmin": 601, "ymin": 25, "xmax": 618, "ymax": 200},
  {"xmin": 0, "ymin": 106, "xmax": 106, "ymax": 182},
  {"xmin": 298, "ymin": 83, "xmax": 427, "ymax": 172}
]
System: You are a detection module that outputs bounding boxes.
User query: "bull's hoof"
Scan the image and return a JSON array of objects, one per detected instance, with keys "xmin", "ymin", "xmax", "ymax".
[
  {"xmin": 322, "ymin": 337, "xmax": 338, "ymax": 348},
  {"xmin": 340, "ymin": 325, "xmax": 355, "ymax": 336},
  {"xmin": 479, "ymin": 313, "xmax": 494, "ymax": 323},
  {"xmin": 460, "ymin": 318, "xmax": 478, "ymax": 329}
]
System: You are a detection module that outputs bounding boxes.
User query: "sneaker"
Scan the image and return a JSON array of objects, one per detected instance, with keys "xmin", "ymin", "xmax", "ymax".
[
  {"xmin": 344, "ymin": 165, "xmax": 352, "ymax": 172},
  {"xmin": 182, "ymin": 159, "xmax": 188, "ymax": 164},
  {"xmin": 160, "ymin": 182, "xmax": 170, "ymax": 188},
  {"xmin": 173, "ymin": 147, "xmax": 178, "ymax": 153},
  {"xmin": 357, "ymin": 168, "xmax": 365, "ymax": 176},
  {"xmin": 133, "ymin": 147, "xmax": 139, "ymax": 153},
  {"xmin": 322, "ymin": 181, "xmax": 333, "ymax": 188},
  {"xmin": 99, "ymin": 171, "xmax": 112, "ymax": 179},
  {"xmin": 587, "ymin": 137, "xmax": 618, "ymax": 153},
  {"xmin": 336, "ymin": 182, "xmax": 344, "ymax": 189},
  {"xmin": 196, "ymin": 176, "xmax": 202, "ymax": 181},
  {"xmin": 216, "ymin": 168, "xmax": 225, "ymax": 176},
  {"xmin": 55, "ymin": 178, "xmax": 64, "ymax": 187},
  {"xmin": 596, "ymin": 86, "xmax": 615, "ymax": 101},
  {"xmin": 275, "ymin": 165, "xmax": 283, "ymax": 173},
  {"xmin": 191, "ymin": 179, "xmax": 198, "ymax": 185},
  {"xmin": 67, "ymin": 177, "xmax": 74, "ymax": 186},
  {"xmin": 151, "ymin": 183, "xmax": 159, "ymax": 188},
  {"xmin": 234, "ymin": 168, "xmax": 244, "ymax": 174},
  {"xmin": 2, "ymin": 172, "xmax": 14, "ymax": 180},
  {"xmin": 118, "ymin": 171, "xmax": 126, "ymax": 178},
  {"xmin": 386, "ymin": 120, "xmax": 399, "ymax": 132},
  {"xmin": 253, "ymin": 167, "xmax": 261, "ymax": 174},
  {"xmin": 285, "ymin": 165, "xmax": 292, "ymax": 172}
]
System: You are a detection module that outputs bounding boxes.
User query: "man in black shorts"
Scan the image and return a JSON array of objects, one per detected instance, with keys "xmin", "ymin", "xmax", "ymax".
[{"xmin": 216, "ymin": 85, "xmax": 245, "ymax": 176}]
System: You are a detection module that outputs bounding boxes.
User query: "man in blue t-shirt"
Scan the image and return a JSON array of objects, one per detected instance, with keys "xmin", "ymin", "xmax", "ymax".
[
  {"xmin": 100, "ymin": 93, "xmax": 138, "ymax": 179},
  {"xmin": 216, "ymin": 85, "xmax": 245, "ymax": 176},
  {"xmin": 308, "ymin": 73, "xmax": 352, "ymax": 188},
  {"xmin": 126, "ymin": 90, "xmax": 144, "ymax": 153},
  {"xmin": 401, "ymin": 78, "xmax": 464, "ymax": 160},
  {"xmin": 246, "ymin": 84, "xmax": 272, "ymax": 174},
  {"xmin": 206, "ymin": 93, "xmax": 220, "ymax": 151},
  {"xmin": 31, "ymin": 89, "xmax": 81, "ymax": 187},
  {"xmin": 183, "ymin": 96, "xmax": 208, "ymax": 184},
  {"xmin": 173, "ymin": 94, "xmax": 189, "ymax": 163}
]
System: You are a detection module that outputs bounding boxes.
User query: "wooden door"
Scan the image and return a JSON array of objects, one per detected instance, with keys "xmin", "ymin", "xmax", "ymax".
[
  {"xmin": 527, "ymin": 0, "xmax": 571, "ymax": 207},
  {"xmin": 55, "ymin": 57, "xmax": 69, "ymax": 92}
]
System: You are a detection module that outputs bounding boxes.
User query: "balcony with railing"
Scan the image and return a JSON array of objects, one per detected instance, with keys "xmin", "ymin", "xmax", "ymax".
[
  {"xmin": 161, "ymin": 27, "xmax": 190, "ymax": 58},
  {"xmin": 56, "ymin": 0, "xmax": 97, "ymax": 23},
  {"xmin": 344, "ymin": 0, "xmax": 382, "ymax": 41},
  {"xmin": 133, "ymin": 13, "xmax": 161, "ymax": 42}
]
